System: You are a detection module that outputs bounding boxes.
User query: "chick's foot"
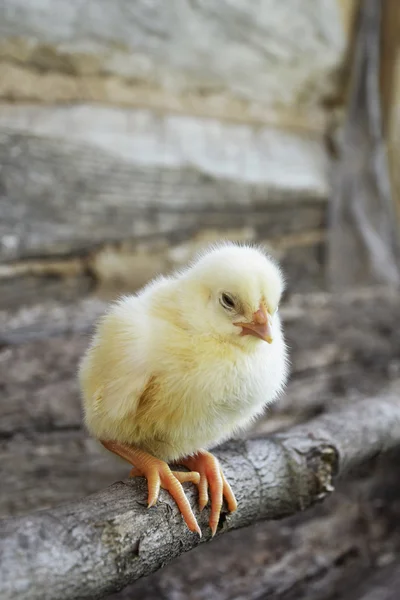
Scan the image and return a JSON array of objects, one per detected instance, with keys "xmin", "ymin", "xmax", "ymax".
[
  {"xmin": 101, "ymin": 440, "xmax": 201, "ymax": 536},
  {"xmin": 177, "ymin": 450, "xmax": 237, "ymax": 536}
]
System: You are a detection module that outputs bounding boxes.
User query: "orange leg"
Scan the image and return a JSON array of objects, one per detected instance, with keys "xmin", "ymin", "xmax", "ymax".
[
  {"xmin": 177, "ymin": 450, "xmax": 237, "ymax": 536},
  {"xmin": 101, "ymin": 440, "xmax": 202, "ymax": 536}
]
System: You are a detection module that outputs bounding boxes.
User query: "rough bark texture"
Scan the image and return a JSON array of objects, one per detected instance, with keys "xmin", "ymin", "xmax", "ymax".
[
  {"xmin": 1, "ymin": 395, "xmax": 400, "ymax": 600},
  {"xmin": 120, "ymin": 472, "xmax": 400, "ymax": 600}
]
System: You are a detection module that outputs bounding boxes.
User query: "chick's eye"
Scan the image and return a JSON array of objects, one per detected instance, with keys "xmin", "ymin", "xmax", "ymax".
[{"xmin": 220, "ymin": 293, "xmax": 236, "ymax": 311}]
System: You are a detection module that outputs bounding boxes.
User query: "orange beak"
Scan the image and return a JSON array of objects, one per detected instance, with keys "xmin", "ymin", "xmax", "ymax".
[{"xmin": 235, "ymin": 305, "xmax": 273, "ymax": 343}]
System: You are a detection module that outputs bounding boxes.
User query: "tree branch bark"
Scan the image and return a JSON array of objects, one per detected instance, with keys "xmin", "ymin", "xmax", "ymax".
[{"xmin": 1, "ymin": 395, "xmax": 400, "ymax": 600}]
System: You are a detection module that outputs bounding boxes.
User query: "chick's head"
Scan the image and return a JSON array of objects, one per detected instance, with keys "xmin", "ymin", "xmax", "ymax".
[{"xmin": 178, "ymin": 243, "xmax": 285, "ymax": 346}]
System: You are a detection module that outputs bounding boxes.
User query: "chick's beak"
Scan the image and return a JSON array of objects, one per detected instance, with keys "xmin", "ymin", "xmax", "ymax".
[{"xmin": 236, "ymin": 305, "xmax": 273, "ymax": 343}]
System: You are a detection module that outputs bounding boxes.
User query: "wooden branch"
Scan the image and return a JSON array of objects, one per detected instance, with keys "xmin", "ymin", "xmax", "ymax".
[{"xmin": 1, "ymin": 395, "xmax": 400, "ymax": 600}]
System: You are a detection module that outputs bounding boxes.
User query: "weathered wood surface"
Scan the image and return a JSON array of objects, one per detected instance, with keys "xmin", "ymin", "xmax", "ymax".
[
  {"xmin": 381, "ymin": 0, "xmax": 400, "ymax": 226},
  {"xmin": 0, "ymin": 115, "xmax": 327, "ymax": 309},
  {"xmin": 0, "ymin": 1, "xmax": 347, "ymax": 125},
  {"xmin": 327, "ymin": 0, "xmax": 400, "ymax": 289},
  {"xmin": 2, "ymin": 395, "xmax": 400, "ymax": 600},
  {"xmin": 0, "ymin": 0, "xmax": 355, "ymax": 308}
]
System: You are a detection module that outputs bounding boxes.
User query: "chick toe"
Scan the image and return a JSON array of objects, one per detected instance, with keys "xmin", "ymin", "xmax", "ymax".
[
  {"xmin": 101, "ymin": 440, "xmax": 201, "ymax": 535},
  {"xmin": 220, "ymin": 469, "xmax": 237, "ymax": 513},
  {"xmin": 178, "ymin": 450, "xmax": 237, "ymax": 536}
]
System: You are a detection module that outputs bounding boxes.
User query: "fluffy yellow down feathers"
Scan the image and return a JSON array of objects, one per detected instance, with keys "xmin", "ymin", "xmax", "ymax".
[{"xmin": 79, "ymin": 243, "xmax": 288, "ymax": 536}]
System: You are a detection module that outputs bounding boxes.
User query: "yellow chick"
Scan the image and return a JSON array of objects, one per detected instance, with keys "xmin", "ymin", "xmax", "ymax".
[{"xmin": 79, "ymin": 243, "xmax": 288, "ymax": 536}]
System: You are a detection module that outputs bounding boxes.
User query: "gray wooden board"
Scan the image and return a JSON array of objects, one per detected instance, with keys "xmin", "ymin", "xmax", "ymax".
[
  {"xmin": 0, "ymin": 126, "xmax": 327, "ymax": 308},
  {"xmin": 0, "ymin": 130, "xmax": 325, "ymax": 261}
]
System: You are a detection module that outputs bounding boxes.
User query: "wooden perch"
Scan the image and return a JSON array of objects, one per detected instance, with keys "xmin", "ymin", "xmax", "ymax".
[{"xmin": 1, "ymin": 395, "xmax": 400, "ymax": 600}]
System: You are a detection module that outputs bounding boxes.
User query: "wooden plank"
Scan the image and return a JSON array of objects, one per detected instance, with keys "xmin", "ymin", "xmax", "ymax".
[
  {"xmin": 0, "ymin": 109, "xmax": 328, "ymax": 264},
  {"xmin": 0, "ymin": 109, "xmax": 328, "ymax": 306}
]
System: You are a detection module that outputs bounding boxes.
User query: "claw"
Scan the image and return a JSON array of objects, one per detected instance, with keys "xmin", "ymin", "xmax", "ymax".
[
  {"xmin": 101, "ymin": 441, "xmax": 236, "ymax": 537},
  {"xmin": 101, "ymin": 440, "xmax": 202, "ymax": 536},
  {"xmin": 178, "ymin": 450, "xmax": 237, "ymax": 536}
]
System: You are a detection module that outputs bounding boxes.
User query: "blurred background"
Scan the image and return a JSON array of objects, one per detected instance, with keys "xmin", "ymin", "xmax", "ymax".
[{"xmin": 1, "ymin": 1, "xmax": 400, "ymax": 599}]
